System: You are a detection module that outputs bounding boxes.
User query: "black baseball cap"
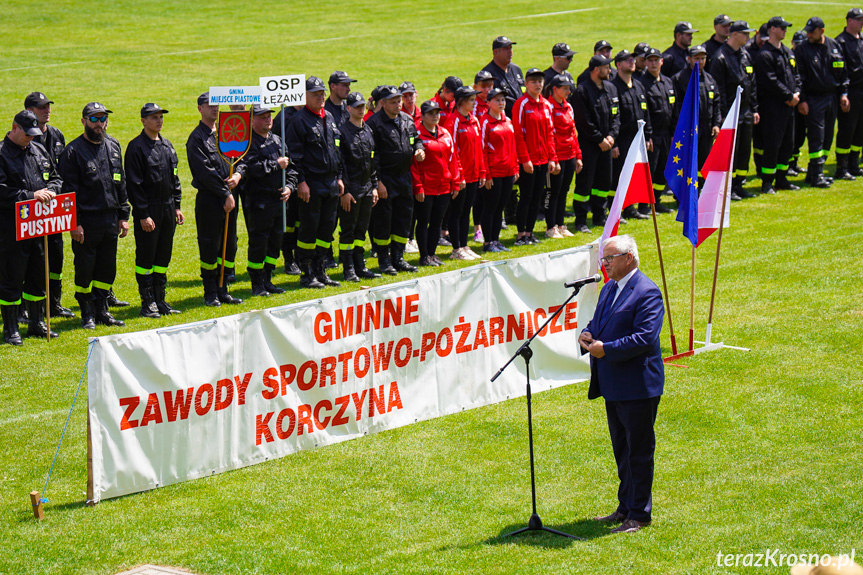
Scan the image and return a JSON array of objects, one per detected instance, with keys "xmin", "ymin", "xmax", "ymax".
[
  {"xmin": 714, "ymin": 14, "xmax": 733, "ymax": 26},
  {"xmin": 594, "ymin": 40, "xmax": 613, "ymax": 52},
  {"xmin": 552, "ymin": 42, "xmax": 576, "ymax": 57},
  {"xmin": 548, "ymin": 74, "xmax": 575, "ymax": 89},
  {"xmin": 198, "ymin": 92, "xmax": 210, "ymax": 106},
  {"xmin": 398, "ymin": 81, "xmax": 417, "ymax": 94},
  {"xmin": 141, "ymin": 102, "xmax": 169, "ymax": 117},
  {"xmin": 792, "ymin": 30, "xmax": 807, "ymax": 44},
  {"xmin": 346, "ymin": 92, "xmax": 366, "ymax": 108},
  {"xmin": 420, "ymin": 100, "xmax": 441, "ymax": 114},
  {"xmin": 524, "ymin": 67, "xmax": 544, "ymax": 79},
  {"xmin": 614, "ymin": 49, "xmax": 634, "ymax": 63},
  {"xmin": 306, "ymin": 76, "xmax": 326, "ymax": 92},
  {"xmin": 847, "ymin": 8, "xmax": 863, "ymax": 19},
  {"xmin": 486, "ymin": 87, "xmax": 506, "ymax": 101},
  {"xmin": 689, "ymin": 44, "xmax": 708, "ymax": 56},
  {"xmin": 82, "ymin": 102, "xmax": 112, "ymax": 117},
  {"xmin": 758, "ymin": 23, "xmax": 769, "ymax": 40},
  {"xmin": 328, "ymin": 71, "xmax": 357, "ymax": 85},
  {"xmin": 251, "ymin": 104, "xmax": 272, "ymax": 115},
  {"xmin": 24, "ymin": 92, "xmax": 53, "ymax": 109},
  {"xmin": 674, "ymin": 21, "xmax": 699, "ymax": 34},
  {"xmin": 804, "ymin": 16, "xmax": 825, "ymax": 32},
  {"xmin": 767, "ymin": 16, "xmax": 792, "ymax": 29},
  {"xmin": 370, "ymin": 85, "xmax": 385, "ymax": 102},
  {"xmin": 730, "ymin": 20, "xmax": 756, "ymax": 33},
  {"xmin": 454, "ymin": 86, "xmax": 481, "ymax": 101},
  {"xmin": 378, "ymin": 85, "xmax": 401, "ymax": 100},
  {"xmin": 589, "ymin": 54, "xmax": 612, "ymax": 70},
  {"xmin": 633, "ymin": 43, "xmax": 651, "ymax": 58},
  {"xmin": 493, "ymin": 36, "xmax": 516, "ymax": 49},
  {"xmin": 474, "ymin": 70, "xmax": 494, "ymax": 84},
  {"xmin": 443, "ymin": 76, "xmax": 463, "ymax": 92},
  {"xmin": 14, "ymin": 110, "xmax": 42, "ymax": 136},
  {"xmin": 645, "ymin": 47, "xmax": 662, "ymax": 59}
]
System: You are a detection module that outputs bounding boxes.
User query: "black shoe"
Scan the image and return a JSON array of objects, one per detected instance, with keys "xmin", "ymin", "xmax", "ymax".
[
  {"xmin": 25, "ymin": 301, "xmax": 59, "ymax": 338},
  {"xmin": 730, "ymin": 192, "xmax": 742, "ymax": 201},
  {"xmin": 263, "ymin": 269, "xmax": 285, "ymax": 294},
  {"xmin": 340, "ymin": 253, "xmax": 360, "ymax": 283},
  {"xmin": 786, "ymin": 166, "xmax": 800, "ymax": 177},
  {"xmin": 95, "ymin": 299, "xmax": 125, "ymax": 327},
  {"xmin": 809, "ymin": 176, "xmax": 832, "ymax": 189},
  {"xmin": 610, "ymin": 519, "xmax": 650, "ymax": 534},
  {"xmin": 217, "ymin": 288, "xmax": 243, "ymax": 304},
  {"xmin": 140, "ymin": 301, "xmax": 161, "ymax": 317},
  {"xmin": 575, "ymin": 224, "xmax": 591, "ymax": 233},
  {"xmin": 299, "ymin": 258, "xmax": 326, "ymax": 288},
  {"xmin": 494, "ymin": 241, "xmax": 510, "ymax": 252},
  {"xmin": 655, "ymin": 203, "xmax": 673, "ymax": 213},
  {"xmin": 392, "ymin": 247, "xmax": 418, "ymax": 272},
  {"xmin": 761, "ymin": 182, "xmax": 776, "ymax": 195},
  {"xmin": 324, "ymin": 253, "xmax": 338, "ymax": 269},
  {"xmin": 514, "ymin": 236, "xmax": 529, "ymax": 246},
  {"xmin": 431, "ymin": 255, "xmax": 444, "ymax": 266},
  {"xmin": 250, "ymin": 282, "xmax": 271, "ymax": 297},
  {"xmin": 313, "ymin": 257, "xmax": 341, "ymax": 287},
  {"xmin": 775, "ymin": 179, "xmax": 800, "ymax": 191},
  {"xmin": 106, "ymin": 289, "xmax": 129, "ymax": 308},
  {"xmin": 527, "ymin": 234, "xmax": 540, "ymax": 245},
  {"xmin": 79, "ymin": 301, "xmax": 97, "ymax": 329},
  {"xmin": 284, "ymin": 261, "xmax": 301, "ymax": 275},
  {"xmin": 594, "ymin": 510, "xmax": 627, "ymax": 523},
  {"xmin": 438, "ymin": 235, "xmax": 452, "ymax": 247},
  {"xmin": 2, "ymin": 305, "xmax": 23, "ymax": 345},
  {"xmin": 353, "ymin": 250, "xmax": 381, "ymax": 279},
  {"xmin": 17, "ymin": 305, "xmax": 28, "ymax": 325},
  {"xmin": 419, "ymin": 255, "xmax": 436, "ymax": 266},
  {"xmin": 834, "ymin": 169, "xmax": 856, "ymax": 181},
  {"xmin": 738, "ymin": 189, "xmax": 756, "ymax": 199},
  {"xmin": 378, "ymin": 253, "xmax": 397, "ymax": 276}
]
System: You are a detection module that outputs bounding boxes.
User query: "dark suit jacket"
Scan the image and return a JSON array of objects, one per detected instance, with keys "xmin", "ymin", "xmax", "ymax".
[{"xmin": 584, "ymin": 270, "xmax": 665, "ymax": 401}]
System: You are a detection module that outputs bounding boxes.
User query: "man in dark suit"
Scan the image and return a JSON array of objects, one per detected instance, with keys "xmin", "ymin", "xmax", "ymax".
[{"xmin": 578, "ymin": 235, "xmax": 665, "ymax": 534}]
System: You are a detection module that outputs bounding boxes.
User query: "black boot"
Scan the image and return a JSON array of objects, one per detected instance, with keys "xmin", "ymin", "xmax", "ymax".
[
  {"xmin": 834, "ymin": 154, "xmax": 855, "ymax": 181},
  {"xmin": 2, "ymin": 305, "xmax": 23, "ymax": 345},
  {"xmin": 26, "ymin": 300, "xmax": 59, "ymax": 338},
  {"xmin": 299, "ymin": 257, "xmax": 325, "ymax": 289},
  {"xmin": 808, "ymin": 162, "xmax": 831, "ymax": 188},
  {"xmin": 377, "ymin": 248, "xmax": 397, "ymax": 276},
  {"xmin": 325, "ymin": 247, "xmax": 338, "ymax": 269},
  {"xmin": 202, "ymin": 269, "xmax": 221, "ymax": 307},
  {"xmin": 106, "ymin": 288, "xmax": 129, "ymax": 308},
  {"xmin": 391, "ymin": 244, "xmax": 417, "ymax": 272},
  {"xmin": 249, "ymin": 268, "xmax": 270, "ymax": 297},
  {"xmin": 17, "ymin": 303, "xmax": 28, "ymax": 325},
  {"xmin": 734, "ymin": 176, "xmax": 755, "ymax": 198},
  {"xmin": 153, "ymin": 273, "xmax": 180, "ymax": 315},
  {"xmin": 95, "ymin": 298, "xmax": 125, "ymax": 327},
  {"xmin": 787, "ymin": 158, "xmax": 800, "ymax": 177},
  {"xmin": 849, "ymin": 151, "xmax": 863, "ymax": 177},
  {"xmin": 263, "ymin": 266, "xmax": 285, "ymax": 294},
  {"xmin": 774, "ymin": 170, "xmax": 800, "ymax": 190},
  {"xmin": 341, "ymin": 251, "xmax": 360, "ymax": 283},
  {"xmin": 313, "ymin": 256, "xmax": 341, "ymax": 287},
  {"xmin": 761, "ymin": 175, "xmax": 776, "ymax": 195},
  {"xmin": 623, "ymin": 205, "xmax": 648, "ymax": 220},
  {"xmin": 217, "ymin": 284, "xmax": 243, "ymax": 305},
  {"xmin": 49, "ymin": 279, "xmax": 75, "ymax": 318},
  {"xmin": 79, "ymin": 299, "xmax": 96, "ymax": 329},
  {"xmin": 284, "ymin": 251, "xmax": 301, "ymax": 275},
  {"xmin": 137, "ymin": 277, "xmax": 161, "ymax": 318},
  {"xmin": 353, "ymin": 248, "xmax": 381, "ymax": 279}
]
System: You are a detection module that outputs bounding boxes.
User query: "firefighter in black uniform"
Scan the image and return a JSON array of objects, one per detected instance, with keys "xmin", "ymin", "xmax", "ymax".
[
  {"xmin": 705, "ymin": 14, "xmax": 733, "ymax": 67},
  {"xmin": 788, "ymin": 30, "xmax": 809, "ymax": 178},
  {"xmin": 338, "ymin": 92, "xmax": 381, "ymax": 282},
  {"xmin": 571, "ymin": 55, "xmax": 619, "ymax": 230},
  {"xmin": 58, "ymin": 102, "xmax": 130, "ymax": 329},
  {"xmin": 125, "ymin": 103, "xmax": 183, "ymax": 318},
  {"xmin": 663, "ymin": 22, "xmax": 698, "ymax": 78},
  {"xmin": 672, "ymin": 45, "xmax": 722, "ymax": 172},
  {"xmin": 240, "ymin": 104, "xmax": 297, "ymax": 296},
  {"xmin": 632, "ymin": 43, "xmax": 651, "ymax": 83},
  {"xmin": 187, "ymin": 92, "xmax": 243, "ymax": 307},
  {"xmin": 576, "ymin": 40, "xmax": 615, "ymax": 86},
  {"xmin": 24, "ymin": 92, "xmax": 74, "ymax": 320},
  {"xmin": 835, "ymin": 8, "xmax": 863, "ymax": 178},
  {"xmin": 611, "ymin": 50, "xmax": 652, "ymax": 221},
  {"xmin": 285, "ymin": 76, "xmax": 344, "ymax": 289},
  {"xmin": 748, "ymin": 23, "xmax": 771, "ymax": 175},
  {"xmin": 0, "ymin": 111, "xmax": 62, "ymax": 344},
  {"xmin": 367, "ymin": 85, "xmax": 425, "ymax": 275},
  {"xmin": 482, "ymin": 36, "xmax": 525, "ymax": 118},
  {"xmin": 273, "ymin": 104, "xmax": 303, "ymax": 275},
  {"xmin": 754, "ymin": 16, "xmax": 801, "ymax": 194},
  {"xmin": 325, "ymin": 71, "xmax": 356, "ymax": 128},
  {"xmin": 710, "ymin": 20, "xmax": 760, "ymax": 199},
  {"xmin": 638, "ymin": 48, "xmax": 675, "ymax": 214},
  {"xmin": 795, "ymin": 16, "xmax": 849, "ymax": 187},
  {"xmin": 544, "ymin": 43, "xmax": 577, "ymax": 86}
]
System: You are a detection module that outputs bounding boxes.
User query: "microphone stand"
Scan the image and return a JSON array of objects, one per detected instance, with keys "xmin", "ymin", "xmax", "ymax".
[{"xmin": 491, "ymin": 282, "xmax": 588, "ymax": 541}]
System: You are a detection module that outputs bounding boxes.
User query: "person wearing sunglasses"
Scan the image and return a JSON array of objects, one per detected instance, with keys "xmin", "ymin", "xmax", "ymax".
[
  {"xmin": 544, "ymin": 42, "xmax": 577, "ymax": 86},
  {"xmin": 578, "ymin": 234, "xmax": 665, "ymax": 535},
  {"xmin": 58, "ymin": 102, "xmax": 130, "ymax": 329}
]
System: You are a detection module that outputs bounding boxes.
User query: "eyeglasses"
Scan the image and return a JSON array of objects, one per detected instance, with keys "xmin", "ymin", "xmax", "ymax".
[
  {"xmin": 601, "ymin": 252, "xmax": 629, "ymax": 265},
  {"xmin": 87, "ymin": 116, "xmax": 108, "ymax": 123}
]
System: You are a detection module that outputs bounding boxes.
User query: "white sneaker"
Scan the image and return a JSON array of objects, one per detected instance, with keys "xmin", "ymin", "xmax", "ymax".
[
  {"xmin": 465, "ymin": 247, "xmax": 481, "ymax": 259},
  {"xmin": 558, "ymin": 226, "xmax": 575, "ymax": 237},
  {"xmin": 546, "ymin": 228, "xmax": 563, "ymax": 239},
  {"xmin": 405, "ymin": 239, "xmax": 419, "ymax": 253},
  {"xmin": 450, "ymin": 247, "xmax": 470, "ymax": 260}
]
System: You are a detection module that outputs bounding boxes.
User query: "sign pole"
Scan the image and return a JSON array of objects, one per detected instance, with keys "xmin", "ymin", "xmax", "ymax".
[
  {"xmin": 44, "ymin": 235, "xmax": 51, "ymax": 342},
  {"xmin": 281, "ymin": 104, "xmax": 287, "ymax": 233},
  {"xmin": 650, "ymin": 202, "xmax": 677, "ymax": 355},
  {"xmin": 220, "ymin": 163, "xmax": 233, "ymax": 289},
  {"xmin": 689, "ymin": 245, "xmax": 696, "ymax": 352}
]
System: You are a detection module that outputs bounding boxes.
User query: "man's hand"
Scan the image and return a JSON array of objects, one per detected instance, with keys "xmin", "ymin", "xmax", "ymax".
[
  {"xmin": 797, "ymin": 101, "xmax": 809, "ymax": 115},
  {"xmin": 372, "ymin": 188, "xmax": 379, "ymax": 206},
  {"xmin": 340, "ymin": 192, "xmax": 356, "ymax": 212},
  {"xmin": 34, "ymin": 189, "xmax": 54, "ymax": 203},
  {"xmin": 753, "ymin": 112, "xmax": 760, "ymax": 125},
  {"xmin": 788, "ymin": 93, "xmax": 800, "ymax": 107},
  {"xmin": 141, "ymin": 217, "xmax": 155, "ymax": 232},
  {"xmin": 549, "ymin": 161, "xmax": 561, "ymax": 175},
  {"xmin": 337, "ymin": 179, "xmax": 345, "ymax": 196},
  {"xmin": 575, "ymin": 158, "xmax": 584, "ymax": 174},
  {"xmin": 280, "ymin": 187, "xmax": 291, "ymax": 202},
  {"xmin": 415, "ymin": 149, "xmax": 425, "ymax": 162},
  {"xmin": 225, "ymin": 173, "xmax": 241, "ymax": 189},
  {"xmin": 587, "ymin": 340, "xmax": 605, "ymax": 358},
  {"xmin": 298, "ymin": 181, "xmax": 310, "ymax": 203},
  {"xmin": 578, "ymin": 330, "xmax": 594, "ymax": 351},
  {"xmin": 277, "ymin": 156, "xmax": 290, "ymax": 169},
  {"xmin": 415, "ymin": 192, "xmax": 425, "ymax": 202},
  {"xmin": 711, "ymin": 126, "xmax": 720, "ymax": 138},
  {"xmin": 224, "ymin": 193, "xmax": 235, "ymax": 213},
  {"xmin": 70, "ymin": 225, "xmax": 84, "ymax": 244},
  {"xmin": 522, "ymin": 161, "xmax": 534, "ymax": 174},
  {"xmin": 175, "ymin": 209, "xmax": 185, "ymax": 225},
  {"xmin": 599, "ymin": 139, "xmax": 612, "ymax": 152},
  {"xmin": 646, "ymin": 139, "xmax": 654, "ymax": 153},
  {"xmin": 483, "ymin": 179, "xmax": 493, "ymax": 190},
  {"xmin": 612, "ymin": 147, "xmax": 620, "ymax": 159},
  {"xmin": 118, "ymin": 220, "xmax": 129, "ymax": 238},
  {"xmin": 841, "ymin": 95, "xmax": 851, "ymax": 114},
  {"xmin": 377, "ymin": 181, "xmax": 388, "ymax": 200}
]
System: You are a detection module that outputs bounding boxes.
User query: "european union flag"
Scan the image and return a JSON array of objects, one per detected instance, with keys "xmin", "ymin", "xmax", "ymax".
[{"xmin": 665, "ymin": 62, "xmax": 700, "ymax": 246}]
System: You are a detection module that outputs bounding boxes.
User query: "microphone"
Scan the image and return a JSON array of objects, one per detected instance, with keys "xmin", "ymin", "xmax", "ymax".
[{"xmin": 564, "ymin": 273, "xmax": 602, "ymax": 289}]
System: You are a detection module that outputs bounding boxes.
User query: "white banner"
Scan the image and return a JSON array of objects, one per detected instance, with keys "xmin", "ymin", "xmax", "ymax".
[
  {"xmin": 208, "ymin": 86, "xmax": 262, "ymax": 106},
  {"xmin": 88, "ymin": 246, "xmax": 598, "ymax": 501},
  {"xmin": 259, "ymin": 74, "xmax": 306, "ymax": 108}
]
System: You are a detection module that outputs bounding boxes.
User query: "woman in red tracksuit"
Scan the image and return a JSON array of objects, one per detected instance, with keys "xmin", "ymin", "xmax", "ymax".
[
  {"xmin": 512, "ymin": 68, "xmax": 559, "ymax": 246},
  {"xmin": 431, "ymin": 76, "xmax": 462, "ymax": 128},
  {"xmin": 479, "ymin": 88, "xmax": 518, "ymax": 253},
  {"xmin": 411, "ymin": 100, "xmax": 462, "ymax": 267},
  {"xmin": 544, "ymin": 74, "xmax": 583, "ymax": 238},
  {"xmin": 443, "ymin": 86, "xmax": 487, "ymax": 261}
]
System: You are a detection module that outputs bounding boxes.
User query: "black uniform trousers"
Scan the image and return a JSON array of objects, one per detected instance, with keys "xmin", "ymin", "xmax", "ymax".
[
  {"xmin": 72, "ymin": 212, "xmax": 119, "ymax": 304},
  {"xmin": 338, "ymin": 194, "xmax": 374, "ymax": 254},
  {"xmin": 372, "ymin": 173, "xmax": 413, "ymax": 248},
  {"xmin": 296, "ymin": 177, "xmax": 339, "ymax": 260},
  {"xmin": 792, "ymin": 109, "xmax": 807, "ymax": 166},
  {"xmin": 547, "ymin": 157, "xmax": 576, "ymax": 228},
  {"xmin": 47, "ymin": 233, "xmax": 63, "ymax": 281},
  {"xmin": 134, "ymin": 203, "xmax": 176, "ymax": 278},
  {"xmin": 606, "ymin": 395, "xmax": 661, "ymax": 523},
  {"xmin": 415, "ymin": 194, "xmax": 451, "ymax": 259},
  {"xmin": 574, "ymin": 144, "xmax": 613, "ymax": 224},
  {"xmin": 480, "ymin": 176, "xmax": 514, "ymax": 244},
  {"xmin": 516, "ymin": 163, "xmax": 548, "ymax": 234},
  {"xmin": 649, "ymin": 133, "xmax": 671, "ymax": 192},
  {"xmin": 281, "ymin": 193, "xmax": 300, "ymax": 262},
  {"xmin": 0, "ymin": 224, "xmax": 45, "ymax": 305},
  {"xmin": 733, "ymin": 120, "xmax": 754, "ymax": 177},
  {"xmin": 246, "ymin": 196, "xmax": 284, "ymax": 271},
  {"xmin": 196, "ymin": 191, "xmax": 238, "ymax": 277},
  {"xmin": 803, "ymin": 95, "xmax": 837, "ymax": 166},
  {"xmin": 757, "ymin": 103, "xmax": 795, "ymax": 178},
  {"xmin": 837, "ymin": 87, "xmax": 863, "ymax": 156},
  {"xmin": 448, "ymin": 181, "xmax": 478, "ymax": 250}
]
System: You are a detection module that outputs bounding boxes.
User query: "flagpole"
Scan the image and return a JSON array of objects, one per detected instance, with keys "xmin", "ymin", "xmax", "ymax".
[
  {"xmin": 650, "ymin": 202, "xmax": 677, "ymax": 355},
  {"xmin": 689, "ymin": 245, "xmax": 696, "ymax": 352}
]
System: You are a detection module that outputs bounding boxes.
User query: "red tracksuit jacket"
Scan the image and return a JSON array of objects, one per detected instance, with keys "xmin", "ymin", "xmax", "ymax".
[
  {"xmin": 411, "ymin": 123, "xmax": 461, "ymax": 196},
  {"xmin": 512, "ymin": 94, "xmax": 557, "ymax": 166},
  {"xmin": 546, "ymin": 96, "xmax": 582, "ymax": 162},
  {"xmin": 479, "ymin": 112, "xmax": 519, "ymax": 178},
  {"xmin": 443, "ymin": 111, "xmax": 487, "ymax": 183},
  {"xmin": 431, "ymin": 93, "xmax": 456, "ymax": 127}
]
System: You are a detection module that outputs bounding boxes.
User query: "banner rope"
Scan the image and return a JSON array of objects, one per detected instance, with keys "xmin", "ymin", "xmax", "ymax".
[{"xmin": 39, "ymin": 339, "xmax": 96, "ymax": 504}]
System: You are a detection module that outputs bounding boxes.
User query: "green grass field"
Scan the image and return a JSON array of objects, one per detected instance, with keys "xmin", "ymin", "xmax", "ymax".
[{"xmin": 1, "ymin": 1, "xmax": 862, "ymax": 574}]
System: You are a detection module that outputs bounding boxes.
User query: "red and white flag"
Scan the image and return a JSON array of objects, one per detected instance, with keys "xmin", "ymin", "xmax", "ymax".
[
  {"xmin": 598, "ymin": 121, "xmax": 653, "ymax": 272},
  {"xmin": 697, "ymin": 86, "xmax": 742, "ymax": 247}
]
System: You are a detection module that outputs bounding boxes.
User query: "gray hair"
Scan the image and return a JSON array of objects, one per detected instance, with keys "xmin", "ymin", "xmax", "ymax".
[{"xmin": 602, "ymin": 234, "xmax": 639, "ymax": 265}]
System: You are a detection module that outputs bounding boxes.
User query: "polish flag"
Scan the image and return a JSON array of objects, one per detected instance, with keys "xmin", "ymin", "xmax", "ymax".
[
  {"xmin": 598, "ymin": 121, "xmax": 653, "ymax": 273},
  {"xmin": 697, "ymin": 87, "xmax": 742, "ymax": 247}
]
